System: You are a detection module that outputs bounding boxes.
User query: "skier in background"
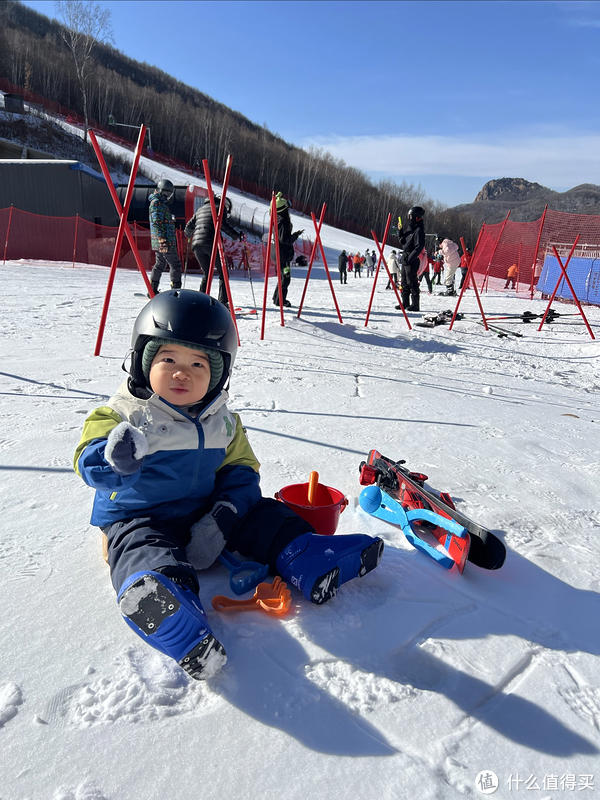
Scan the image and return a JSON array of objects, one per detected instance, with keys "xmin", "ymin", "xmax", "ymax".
[
  {"xmin": 432, "ymin": 248, "xmax": 444, "ymax": 285},
  {"xmin": 272, "ymin": 192, "xmax": 303, "ymax": 307},
  {"xmin": 74, "ymin": 290, "xmax": 383, "ymax": 680},
  {"xmin": 438, "ymin": 235, "xmax": 461, "ymax": 296},
  {"xmin": 184, "ymin": 196, "xmax": 241, "ymax": 307},
  {"xmin": 338, "ymin": 249, "xmax": 348, "ymax": 284},
  {"xmin": 148, "ymin": 178, "xmax": 182, "ymax": 295},
  {"xmin": 386, "ymin": 249, "xmax": 400, "ymax": 289},
  {"xmin": 504, "ymin": 262, "xmax": 518, "ymax": 289},
  {"xmin": 459, "ymin": 246, "xmax": 471, "ymax": 289}
]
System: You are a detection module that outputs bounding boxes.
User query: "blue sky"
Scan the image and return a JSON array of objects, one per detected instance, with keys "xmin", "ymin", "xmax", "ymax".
[{"xmin": 21, "ymin": 0, "xmax": 600, "ymax": 206}]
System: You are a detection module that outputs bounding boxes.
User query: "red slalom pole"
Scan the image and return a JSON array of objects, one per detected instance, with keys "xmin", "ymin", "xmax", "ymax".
[
  {"xmin": 297, "ymin": 203, "xmax": 326, "ymax": 318},
  {"xmin": 203, "ymin": 156, "xmax": 232, "ymax": 294},
  {"xmin": 540, "ymin": 240, "xmax": 594, "ymax": 339},
  {"xmin": 94, "ymin": 124, "xmax": 147, "ymax": 356},
  {"xmin": 271, "ymin": 195, "xmax": 285, "ymax": 327},
  {"xmin": 369, "ymin": 218, "xmax": 410, "ymax": 329},
  {"xmin": 202, "ymin": 156, "xmax": 240, "ymax": 344},
  {"xmin": 88, "ymin": 129, "xmax": 152, "ymax": 294},
  {"xmin": 260, "ymin": 195, "xmax": 276, "ymax": 340},
  {"xmin": 310, "ymin": 209, "xmax": 344, "ymax": 323}
]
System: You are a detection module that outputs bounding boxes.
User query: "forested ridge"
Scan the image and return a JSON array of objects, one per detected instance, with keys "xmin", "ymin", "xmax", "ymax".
[{"xmin": 0, "ymin": 0, "xmax": 474, "ymax": 243}]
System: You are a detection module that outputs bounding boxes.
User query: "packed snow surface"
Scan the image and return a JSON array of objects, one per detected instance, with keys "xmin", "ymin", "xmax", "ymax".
[{"xmin": 1, "ymin": 138, "xmax": 600, "ymax": 799}]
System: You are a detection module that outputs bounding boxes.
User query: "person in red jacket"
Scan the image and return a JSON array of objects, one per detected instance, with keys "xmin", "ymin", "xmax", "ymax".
[{"xmin": 459, "ymin": 247, "xmax": 471, "ymax": 290}]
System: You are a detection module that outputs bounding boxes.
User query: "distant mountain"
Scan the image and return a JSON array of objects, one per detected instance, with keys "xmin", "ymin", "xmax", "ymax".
[{"xmin": 452, "ymin": 177, "xmax": 600, "ymax": 225}]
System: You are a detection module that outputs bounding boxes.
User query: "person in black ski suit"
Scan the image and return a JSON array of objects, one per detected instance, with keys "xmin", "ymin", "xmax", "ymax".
[
  {"xmin": 184, "ymin": 196, "xmax": 241, "ymax": 306},
  {"xmin": 396, "ymin": 206, "xmax": 426, "ymax": 312},
  {"xmin": 338, "ymin": 249, "xmax": 348, "ymax": 284},
  {"xmin": 272, "ymin": 192, "xmax": 303, "ymax": 307}
]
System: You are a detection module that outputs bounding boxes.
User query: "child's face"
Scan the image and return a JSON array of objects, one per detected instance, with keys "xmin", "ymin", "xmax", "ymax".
[{"xmin": 149, "ymin": 343, "xmax": 211, "ymax": 406}]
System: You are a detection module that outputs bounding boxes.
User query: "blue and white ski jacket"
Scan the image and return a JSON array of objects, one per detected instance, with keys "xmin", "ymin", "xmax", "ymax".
[{"xmin": 74, "ymin": 382, "xmax": 261, "ymax": 527}]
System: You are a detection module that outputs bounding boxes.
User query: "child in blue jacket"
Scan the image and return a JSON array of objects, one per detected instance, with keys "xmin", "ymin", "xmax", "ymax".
[{"xmin": 74, "ymin": 290, "xmax": 383, "ymax": 680}]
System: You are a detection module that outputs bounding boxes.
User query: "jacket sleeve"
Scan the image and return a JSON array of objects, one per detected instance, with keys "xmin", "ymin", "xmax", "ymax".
[
  {"xmin": 184, "ymin": 214, "xmax": 196, "ymax": 239},
  {"xmin": 213, "ymin": 414, "xmax": 261, "ymax": 517},
  {"xmin": 73, "ymin": 406, "xmax": 142, "ymax": 491},
  {"xmin": 220, "ymin": 217, "xmax": 239, "ymax": 240}
]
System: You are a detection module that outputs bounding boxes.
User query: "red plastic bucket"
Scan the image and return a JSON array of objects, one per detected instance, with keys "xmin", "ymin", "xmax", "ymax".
[{"xmin": 274, "ymin": 481, "xmax": 348, "ymax": 535}]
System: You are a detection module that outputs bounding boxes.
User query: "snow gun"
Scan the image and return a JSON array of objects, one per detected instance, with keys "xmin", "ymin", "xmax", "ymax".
[{"xmin": 358, "ymin": 450, "xmax": 506, "ymax": 572}]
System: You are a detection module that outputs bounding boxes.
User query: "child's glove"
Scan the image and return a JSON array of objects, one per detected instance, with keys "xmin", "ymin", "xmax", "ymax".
[
  {"xmin": 187, "ymin": 501, "xmax": 238, "ymax": 570},
  {"xmin": 104, "ymin": 421, "xmax": 149, "ymax": 475}
]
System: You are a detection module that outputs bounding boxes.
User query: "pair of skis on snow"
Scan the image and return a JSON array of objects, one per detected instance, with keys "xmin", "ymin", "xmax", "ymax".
[
  {"xmin": 416, "ymin": 309, "xmax": 522, "ymax": 338},
  {"xmin": 358, "ymin": 450, "xmax": 506, "ymax": 573},
  {"xmin": 415, "ymin": 309, "xmax": 462, "ymax": 328}
]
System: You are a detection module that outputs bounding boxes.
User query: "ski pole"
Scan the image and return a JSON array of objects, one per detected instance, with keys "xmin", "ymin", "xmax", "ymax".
[
  {"xmin": 241, "ymin": 233, "xmax": 257, "ymax": 309},
  {"xmin": 182, "ymin": 237, "xmax": 190, "ymax": 289}
]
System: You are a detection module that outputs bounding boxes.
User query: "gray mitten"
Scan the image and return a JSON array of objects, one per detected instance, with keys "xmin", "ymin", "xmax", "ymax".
[
  {"xmin": 187, "ymin": 501, "xmax": 238, "ymax": 570},
  {"xmin": 104, "ymin": 421, "xmax": 149, "ymax": 475}
]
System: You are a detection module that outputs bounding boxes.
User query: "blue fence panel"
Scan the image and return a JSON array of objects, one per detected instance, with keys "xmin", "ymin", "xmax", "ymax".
[{"xmin": 537, "ymin": 255, "xmax": 600, "ymax": 305}]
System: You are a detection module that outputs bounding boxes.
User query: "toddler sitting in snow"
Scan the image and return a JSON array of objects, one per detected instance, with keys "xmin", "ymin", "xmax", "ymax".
[{"xmin": 74, "ymin": 290, "xmax": 383, "ymax": 680}]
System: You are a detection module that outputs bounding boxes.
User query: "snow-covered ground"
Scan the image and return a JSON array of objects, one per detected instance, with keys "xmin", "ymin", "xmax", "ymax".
[
  {"xmin": 1, "ymin": 131, "xmax": 600, "ymax": 799},
  {"xmin": 1, "ymin": 252, "xmax": 599, "ymax": 800}
]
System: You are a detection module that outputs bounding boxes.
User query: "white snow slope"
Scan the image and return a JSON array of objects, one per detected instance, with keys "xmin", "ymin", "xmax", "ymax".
[{"xmin": 1, "ymin": 139, "xmax": 600, "ymax": 800}]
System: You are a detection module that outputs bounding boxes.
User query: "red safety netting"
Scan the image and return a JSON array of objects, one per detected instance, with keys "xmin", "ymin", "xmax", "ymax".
[
  {"xmin": 0, "ymin": 206, "xmax": 308, "ymax": 274},
  {"xmin": 470, "ymin": 208, "xmax": 600, "ymax": 302}
]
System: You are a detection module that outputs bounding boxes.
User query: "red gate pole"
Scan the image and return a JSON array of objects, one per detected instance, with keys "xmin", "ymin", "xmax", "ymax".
[
  {"xmin": 72, "ymin": 214, "xmax": 79, "ymax": 268},
  {"xmin": 3, "ymin": 205, "xmax": 14, "ymax": 265},
  {"xmin": 260, "ymin": 195, "xmax": 276, "ymax": 340},
  {"xmin": 309, "ymin": 208, "xmax": 344, "ymax": 323},
  {"xmin": 88, "ymin": 129, "xmax": 152, "ymax": 294},
  {"xmin": 364, "ymin": 214, "xmax": 401, "ymax": 327},
  {"xmin": 271, "ymin": 194, "xmax": 285, "ymax": 327},
  {"xmin": 466, "ymin": 224, "xmax": 485, "ymax": 287},
  {"xmin": 529, "ymin": 204, "xmax": 548, "ymax": 299},
  {"xmin": 202, "ymin": 155, "xmax": 233, "ymax": 294},
  {"xmin": 449, "ymin": 234, "xmax": 489, "ymax": 330},
  {"xmin": 448, "ymin": 226, "xmax": 488, "ymax": 330},
  {"xmin": 297, "ymin": 203, "xmax": 326, "ymax": 318},
  {"xmin": 480, "ymin": 211, "xmax": 511, "ymax": 293},
  {"xmin": 538, "ymin": 239, "xmax": 595, "ymax": 339},
  {"xmin": 368, "ymin": 217, "xmax": 411, "ymax": 330},
  {"xmin": 94, "ymin": 124, "xmax": 147, "ymax": 357},
  {"xmin": 201, "ymin": 156, "xmax": 240, "ymax": 344}
]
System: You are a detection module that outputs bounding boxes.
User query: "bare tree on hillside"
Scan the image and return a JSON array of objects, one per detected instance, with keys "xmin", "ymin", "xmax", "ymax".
[{"xmin": 56, "ymin": 0, "xmax": 113, "ymax": 141}]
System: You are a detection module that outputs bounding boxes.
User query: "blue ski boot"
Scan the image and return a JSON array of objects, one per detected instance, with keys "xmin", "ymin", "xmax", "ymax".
[
  {"xmin": 276, "ymin": 533, "xmax": 384, "ymax": 604},
  {"xmin": 117, "ymin": 571, "xmax": 227, "ymax": 680}
]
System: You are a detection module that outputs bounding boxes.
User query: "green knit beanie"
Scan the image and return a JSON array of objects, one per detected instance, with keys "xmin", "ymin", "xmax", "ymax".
[{"xmin": 141, "ymin": 338, "xmax": 224, "ymax": 393}]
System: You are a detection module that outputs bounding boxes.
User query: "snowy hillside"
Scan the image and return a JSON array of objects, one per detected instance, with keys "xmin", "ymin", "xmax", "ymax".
[{"xmin": 1, "ymin": 134, "xmax": 599, "ymax": 800}]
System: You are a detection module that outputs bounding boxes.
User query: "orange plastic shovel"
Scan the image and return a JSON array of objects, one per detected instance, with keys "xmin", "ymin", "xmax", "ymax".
[{"xmin": 211, "ymin": 577, "xmax": 292, "ymax": 616}]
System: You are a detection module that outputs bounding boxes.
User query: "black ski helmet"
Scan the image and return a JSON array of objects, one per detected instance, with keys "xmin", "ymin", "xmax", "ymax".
[
  {"xmin": 156, "ymin": 178, "xmax": 174, "ymax": 200},
  {"xmin": 204, "ymin": 195, "xmax": 232, "ymax": 216},
  {"xmin": 408, "ymin": 206, "xmax": 425, "ymax": 222},
  {"xmin": 128, "ymin": 290, "xmax": 237, "ymax": 399}
]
